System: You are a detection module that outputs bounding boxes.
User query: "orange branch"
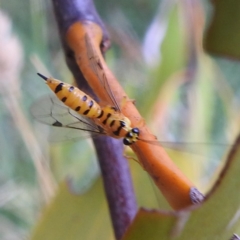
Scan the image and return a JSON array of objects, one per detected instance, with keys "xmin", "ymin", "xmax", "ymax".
[{"xmin": 66, "ymin": 21, "xmax": 203, "ymax": 210}]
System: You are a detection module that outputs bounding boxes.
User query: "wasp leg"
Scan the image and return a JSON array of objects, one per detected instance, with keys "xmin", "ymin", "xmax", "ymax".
[
  {"xmin": 120, "ymin": 96, "xmax": 136, "ymax": 109},
  {"xmin": 124, "ymin": 154, "xmax": 145, "ymax": 168}
]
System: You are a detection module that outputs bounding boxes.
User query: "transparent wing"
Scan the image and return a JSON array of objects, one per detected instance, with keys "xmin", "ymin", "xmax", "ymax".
[
  {"xmin": 139, "ymin": 138, "xmax": 232, "ymax": 157},
  {"xmin": 31, "ymin": 94, "xmax": 233, "ymax": 151},
  {"xmin": 31, "ymin": 95, "xmax": 106, "ymax": 142},
  {"xmin": 85, "ymin": 34, "xmax": 121, "ymax": 112}
]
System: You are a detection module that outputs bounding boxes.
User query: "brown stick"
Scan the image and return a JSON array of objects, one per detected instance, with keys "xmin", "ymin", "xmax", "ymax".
[
  {"xmin": 51, "ymin": 0, "xmax": 138, "ymax": 239},
  {"xmin": 66, "ymin": 21, "xmax": 204, "ymax": 210}
]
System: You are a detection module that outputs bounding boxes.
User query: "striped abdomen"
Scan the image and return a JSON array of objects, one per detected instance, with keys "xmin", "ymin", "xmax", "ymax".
[
  {"xmin": 46, "ymin": 77, "xmax": 102, "ymax": 118},
  {"xmin": 96, "ymin": 106, "xmax": 131, "ymax": 139},
  {"xmin": 37, "ymin": 73, "xmax": 139, "ymax": 145},
  {"xmin": 95, "ymin": 106, "xmax": 139, "ymax": 145}
]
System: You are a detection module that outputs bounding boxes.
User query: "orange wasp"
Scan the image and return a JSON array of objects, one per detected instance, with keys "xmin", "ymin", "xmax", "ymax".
[{"xmin": 32, "ymin": 35, "xmax": 142, "ymax": 145}]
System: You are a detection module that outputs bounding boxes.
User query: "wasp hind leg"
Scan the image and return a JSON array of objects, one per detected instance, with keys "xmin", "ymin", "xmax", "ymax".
[
  {"xmin": 124, "ymin": 153, "xmax": 144, "ymax": 168},
  {"xmin": 120, "ymin": 96, "xmax": 136, "ymax": 109}
]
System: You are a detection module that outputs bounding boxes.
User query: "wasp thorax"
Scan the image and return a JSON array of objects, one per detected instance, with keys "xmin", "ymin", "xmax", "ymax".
[
  {"xmin": 121, "ymin": 117, "xmax": 131, "ymax": 129},
  {"xmin": 123, "ymin": 127, "xmax": 140, "ymax": 145}
]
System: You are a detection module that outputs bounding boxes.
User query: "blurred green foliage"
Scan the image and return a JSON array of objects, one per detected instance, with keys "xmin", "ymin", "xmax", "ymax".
[{"xmin": 1, "ymin": 0, "xmax": 240, "ymax": 239}]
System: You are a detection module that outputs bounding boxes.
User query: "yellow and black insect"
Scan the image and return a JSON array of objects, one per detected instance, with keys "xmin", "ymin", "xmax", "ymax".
[
  {"xmin": 34, "ymin": 72, "xmax": 139, "ymax": 145},
  {"xmin": 31, "ymin": 35, "xmax": 227, "ymax": 156}
]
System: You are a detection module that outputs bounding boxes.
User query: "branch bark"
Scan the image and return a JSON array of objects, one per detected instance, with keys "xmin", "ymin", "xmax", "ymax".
[
  {"xmin": 52, "ymin": 0, "xmax": 204, "ymax": 226},
  {"xmin": 51, "ymin": 0, "xmax": 138, "ymax": 239},
  {"xmin": 66, "ymin": 21, "xmax": 204, "ymax": 210}
]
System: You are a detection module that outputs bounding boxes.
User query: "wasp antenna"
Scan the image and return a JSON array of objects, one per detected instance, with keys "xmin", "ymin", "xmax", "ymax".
[{"xmin": 37, "ymin": 73, "xmax": 48, "ymax": 81}]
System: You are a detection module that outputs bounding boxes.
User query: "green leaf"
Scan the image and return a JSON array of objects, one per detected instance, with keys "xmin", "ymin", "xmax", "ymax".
[
  {"xmin": 123, "ymin": 135, "xmax": 240, "ymax": 240},
  {"xmin": 31, "ymin": 155, "xmax": 172, "ymax": 240},
  {"xmin": 31, "ymin": 180, "xmax": 114, "ymax": 240},
  {"xmin": 204, "ymin": 0, "xmax": 240, "ymax": 58},
  {"xmin": 122, "ymin": 208, "xmax": 176, "ymax": 240}
]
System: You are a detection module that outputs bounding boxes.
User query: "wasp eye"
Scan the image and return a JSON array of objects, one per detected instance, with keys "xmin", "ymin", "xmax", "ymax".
[
  {"xmin": 120, "ymin": 121, "xmax": 126, "ymax": 127},
  {"xmin": 123, "ymin": 138, "xmax": 131, "ymax": 145},
  {"xmin": 132, "ymin": 128, "xmax": 139, "ymax": 134},
  {"xmin": 126, "ymin": 132, "xmax": 133, "ymax": 138}
]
